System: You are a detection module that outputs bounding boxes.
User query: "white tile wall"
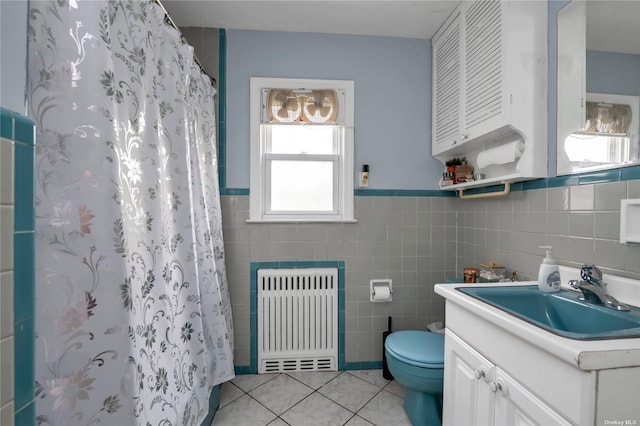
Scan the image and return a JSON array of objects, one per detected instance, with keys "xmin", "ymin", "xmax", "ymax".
[
  {"xmin": 456, "ymin": 182, "xmax": 640, "ymax": 281},
  {"xmin": 0, "ymin": 136, "xmax": 14, "ymax": 424},
  {"xmin": 222, "ymin": 195, "xmax": 457, "ymax": 365},
  {"xmin": 223, "ymin": 179, "xmax": 640, "ymax": 366}
]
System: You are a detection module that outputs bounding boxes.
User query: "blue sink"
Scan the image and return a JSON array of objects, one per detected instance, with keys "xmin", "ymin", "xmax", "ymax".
[{"xmin": 457, "ymin": 285, "xmax": 640, "ymax": 340}]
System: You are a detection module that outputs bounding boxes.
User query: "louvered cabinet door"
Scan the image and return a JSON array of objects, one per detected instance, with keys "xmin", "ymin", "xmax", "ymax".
[
  {"xmin": 463, "ymin": 0, "xmax": 507, "ymax": 141},
  {"xmin": 432, "ymin": 9, "xmax": 463, "ymax": 156}
]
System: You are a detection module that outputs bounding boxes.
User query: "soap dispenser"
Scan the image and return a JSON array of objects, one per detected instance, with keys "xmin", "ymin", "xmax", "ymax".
[{"xmin": 538, "ymin": 246, "xmax": 560, "ymax": 293}]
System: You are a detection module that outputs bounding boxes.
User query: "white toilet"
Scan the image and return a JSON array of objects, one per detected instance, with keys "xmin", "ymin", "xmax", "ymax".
[{"xmin": 384, "ymin": 330, "xmax": 445, "ymax": 426}]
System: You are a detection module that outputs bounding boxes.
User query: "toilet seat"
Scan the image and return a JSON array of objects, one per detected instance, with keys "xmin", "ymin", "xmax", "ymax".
[{"xmin": 385, "ymin": 330, "xmax": 444, "ymax": 368}]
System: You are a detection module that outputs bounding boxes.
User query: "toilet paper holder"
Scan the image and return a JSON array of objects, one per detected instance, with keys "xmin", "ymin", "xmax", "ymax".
[{"xmin": 370, "ymin": 279, "xmax": 393, "ymax": 302}]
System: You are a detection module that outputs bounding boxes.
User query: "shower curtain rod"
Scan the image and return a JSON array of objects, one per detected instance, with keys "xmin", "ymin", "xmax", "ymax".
[{"xmin": 154, "ymin": 0, "xmax": 217, "ymax": 87}]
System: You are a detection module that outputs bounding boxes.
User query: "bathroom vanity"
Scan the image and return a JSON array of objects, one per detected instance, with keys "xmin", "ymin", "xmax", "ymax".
[{"xmin": 435, "ymin": 276, "xmax": 640, "ymax": 426}]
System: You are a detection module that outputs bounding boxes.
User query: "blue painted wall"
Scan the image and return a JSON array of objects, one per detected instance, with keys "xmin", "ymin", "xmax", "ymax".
[
  {"xmin": 0, "ymin": 0, "xmax": 28, "ymax": 114},
  {"xmin": 225, "ymin": 29, "xmax": 443, "ymax": 190},
  {"xmin": 587, "ymin": 50, "xmax": 640, "ymax": 139},
  {"xmin": 586, "ymin": 50, "xmax": 640, "ymax": 96}
]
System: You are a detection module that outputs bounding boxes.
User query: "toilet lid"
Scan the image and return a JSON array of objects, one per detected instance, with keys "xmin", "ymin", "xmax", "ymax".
[{"xmin": 385, "ymin": 330, "xmax": 445, "ymax": 368}]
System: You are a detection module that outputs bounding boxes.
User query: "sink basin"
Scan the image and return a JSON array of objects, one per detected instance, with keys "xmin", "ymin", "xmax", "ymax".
[{"xmin": 457, "ymin": 285, "xmax": 640, "ymax": 340}]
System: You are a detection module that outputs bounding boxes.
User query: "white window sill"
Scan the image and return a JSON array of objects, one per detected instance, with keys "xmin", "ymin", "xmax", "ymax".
[{"xmin": 246, "ymin": 219, "xmax": 358, "ymax": 224}]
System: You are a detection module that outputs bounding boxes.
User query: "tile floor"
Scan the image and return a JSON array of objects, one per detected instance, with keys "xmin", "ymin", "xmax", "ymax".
[{"xmin": 211, "ymin": 369, "xmax": 412, "ymax": 426}]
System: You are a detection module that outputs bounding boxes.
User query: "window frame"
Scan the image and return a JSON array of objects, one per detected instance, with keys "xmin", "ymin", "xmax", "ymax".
[{"xmin": 249, "ymin": 77, "xmax": 355, "ymax": 222}]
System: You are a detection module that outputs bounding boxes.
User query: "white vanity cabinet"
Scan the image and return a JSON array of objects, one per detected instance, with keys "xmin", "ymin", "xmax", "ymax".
[
  {"xmin": 436, "ymin": 281, "xmax": 640, "ymax": 426},
  {"xmin": 444, "ymin": 331, "xmax": 570, "ymax": 426},
  {"xmin": 431, "ymin": 0, "xmax": 547, "ymax": 157}
]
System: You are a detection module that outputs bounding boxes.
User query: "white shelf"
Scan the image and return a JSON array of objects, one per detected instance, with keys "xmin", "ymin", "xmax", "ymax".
[{"xmin": 439, "ymin": 173, "xmax": 522, "ymax": 191}]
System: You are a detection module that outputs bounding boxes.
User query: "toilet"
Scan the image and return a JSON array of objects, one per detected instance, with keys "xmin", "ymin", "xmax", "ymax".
[{"xmin": 384, "ymin": 330, "xmax": 445, "ymax": 426}]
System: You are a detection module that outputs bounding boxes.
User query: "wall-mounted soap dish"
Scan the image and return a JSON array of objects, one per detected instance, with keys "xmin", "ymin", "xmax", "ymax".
[{"xmin": 620, "ymin": 199, "xmax": 640, "ymax": 244}]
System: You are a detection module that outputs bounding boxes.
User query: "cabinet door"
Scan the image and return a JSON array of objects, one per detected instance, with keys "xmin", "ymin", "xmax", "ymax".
[
  {"xmin": 556, "ymin": 0, "xmax": 586, "ymax": 174},
  {"xmin": 462, "ymin": 0, "xmax": 506, "ymax": 140},
  {"xmin": 432, "ymin": 9, "xmax": 463, "ymax": 156},
  {"xmin": 443, "ymin": 331, "xmax": 495, "ymax": 426},
  {"xmin": 493, "ymin": 368, "xmax": 572, "ymax": 426}
]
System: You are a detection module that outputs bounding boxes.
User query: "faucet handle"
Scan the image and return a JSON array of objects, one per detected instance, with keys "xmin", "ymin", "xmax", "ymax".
[{"xmin": 580, "ymin": 264, "xmax": 603, "ymax": 285}]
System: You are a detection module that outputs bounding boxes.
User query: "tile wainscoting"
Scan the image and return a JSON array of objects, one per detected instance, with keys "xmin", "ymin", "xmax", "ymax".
[
  {"xmin": 1, "ymin": 108, "xmax": 36, "ymax": 426},
  {"xmin": 223, "ymin": 172, "xmax": 640, "ymax": 370}
]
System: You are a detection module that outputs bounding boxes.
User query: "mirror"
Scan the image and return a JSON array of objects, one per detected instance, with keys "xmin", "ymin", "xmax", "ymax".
[{"xmin": 557, "ymin": 0, "xmax": 640, "ymax": 175}]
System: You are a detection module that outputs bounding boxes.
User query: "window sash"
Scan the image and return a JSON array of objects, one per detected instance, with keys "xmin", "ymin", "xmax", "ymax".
[
  {"xmin": 264, "ymin": 155, "xmax": 339, "ymax": 215},
  {"xmin": 266, "ymin": 124, "xmax": 338, "ymax": 155}
]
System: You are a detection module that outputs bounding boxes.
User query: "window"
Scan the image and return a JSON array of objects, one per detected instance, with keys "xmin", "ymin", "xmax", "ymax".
[
  {"xmin": 564, "ymin": 93, "xmax": 639, "ymax": 171},
  {"xmin": 249, "ymin": 78, "xmax": 354, "ymax": 222}
]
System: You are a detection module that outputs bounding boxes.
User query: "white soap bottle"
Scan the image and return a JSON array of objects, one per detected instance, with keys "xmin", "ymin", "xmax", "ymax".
[{"xmin": 538, "ymin": 246, "xmax": 560, "ymax": 292}]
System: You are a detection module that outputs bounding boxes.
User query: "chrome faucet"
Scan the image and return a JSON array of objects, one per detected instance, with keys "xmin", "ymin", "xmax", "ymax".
[{"xmin": 569, "ymin": 264, "xmax": 630, "ymax": 311}]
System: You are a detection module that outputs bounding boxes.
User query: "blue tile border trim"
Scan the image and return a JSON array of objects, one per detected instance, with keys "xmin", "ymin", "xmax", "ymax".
[
  {"xmin": 220, "ymin": 166, "xmax": 640, "ymax": 200},
  {"xmin": 220, "ymin": 188, "xmax": 249, "ymax": 196},
  {"xmin": 14, "ymin": 317, "xmax": 35, "ymax": 411},
  {"xmin": 247, "ymin": 261, "xmax": 346, "ymax": 374},
  {"xmin": 218, "ymin": 29, "xmax": 227, "ymax": 191},
  {"xmin": 0, "ymin": 108, "xmax": 35, "ymax": 144},
  {"xmin": 621, "ymin": 166, "xmax": 640, "ymax": 181},
  {"xmin": 1, "ymin": 108, "xmax": 14, "ymax": 139},
  {"xmin": 14, "ymin": 115, "xmax": 35, "ymax": 145},
  {"xmin": 355, "ymin": 189, "xmax": 454, "ymax": 197},
  {"xmin": 14, "ymin": 143, "xmax": 35, "ymax": 231},
  {"xmin": 345, "ymin": 361, "xmax": 383, "ymax": 371},
  {"xmin": 199, "ymin": 384, "xmax": 220, "ymax": 426},
  {"xmin": 13, "ymin": 232, "xmax": 35, "ymax": 324},
  {"xmin": 3, "ymin": 107, "xmax": 37, "ymax": 426},
  {"xmin": 234, "ymin": 365, "xmax": 253, "ymax": 375},
  {"xmin": 14, "ymin": 400, "xmax": 35, "ymax": 426}
]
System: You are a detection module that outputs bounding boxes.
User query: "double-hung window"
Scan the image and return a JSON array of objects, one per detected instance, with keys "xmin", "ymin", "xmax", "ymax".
[{"xmin": 249, "ymin": 78, "xmax": 354, "ymax": 222}]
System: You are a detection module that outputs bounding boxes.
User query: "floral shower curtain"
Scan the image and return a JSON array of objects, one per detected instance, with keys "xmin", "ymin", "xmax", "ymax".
[{"xmin": 28, "ymin": 1, "xmax": 234, "ymax": 424}]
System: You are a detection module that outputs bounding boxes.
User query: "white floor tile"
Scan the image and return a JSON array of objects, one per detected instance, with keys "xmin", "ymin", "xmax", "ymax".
[
  {"xmin": 318, "ymin": 372, "xmax": 381, "ymax": 413},
  {"xmin": 218, "ymin": 382, "xmax": 244, "ymax": 408},
  {"xmin": 267, "ymin": 419, "xmax": 289, "ymax": 426},
  {"xmin": 383, "ymin": 380, "xmax": 406, "ymax": 398},
  {"xmin": 211, "ymin": 394, "xmax": 276, "ymax": 426},
  {"xmin": 214, "ymin": 370, "xmax": 411, "ymax": 426},
  {"xmin": 280, "ymin": 393, "xmax": 353, "ymax": 426},
  {"xmin": 357, "ymin": 390, "xmax": 412, "ymax": 426},
  {"xmin": 232, "ymin": 373, "xmax": 279, "ymax": 392},
  {"xmin": 346, "ymin": 369, "xmax": 390, "ymax": 388},
  {"xmin": 249, "ymin": 373, "xmax": 313, "ymax": 415},
  {"xmin": 287, "ymin": 370, "xmax": 341, "ymax": 390},
  {"xmin": 344, "ymin": 415, "xmax": 375, "ymax": 426}
]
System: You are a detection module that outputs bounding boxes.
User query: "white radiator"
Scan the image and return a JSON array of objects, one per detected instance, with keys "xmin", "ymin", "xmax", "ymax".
[{"xmin": 257, "ymin": 268, "xmax": 338, "ymax": 373}]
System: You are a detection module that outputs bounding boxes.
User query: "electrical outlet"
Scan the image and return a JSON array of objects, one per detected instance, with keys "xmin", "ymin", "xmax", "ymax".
[{"xmin": 359, "ymin": 172, "xmax": 369, "ymax": 188}]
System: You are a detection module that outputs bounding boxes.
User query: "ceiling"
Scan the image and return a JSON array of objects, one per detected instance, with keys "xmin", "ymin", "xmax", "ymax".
[
  {"xmin": 161, "ymin": 1, "xmax": 640, "ymax": 54},
  {"xmin": 586, "ymin": 1, "xmax": 640, "ymax": 55},
  {"xmin": 160, "ymin": 1, "xmax": 459, "ymax": 40}
]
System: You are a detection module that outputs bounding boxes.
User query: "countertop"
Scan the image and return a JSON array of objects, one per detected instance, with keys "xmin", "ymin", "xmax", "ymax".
[{"xmin": 435, "ymin": 281, "xmax": 640, "ymax": 370}]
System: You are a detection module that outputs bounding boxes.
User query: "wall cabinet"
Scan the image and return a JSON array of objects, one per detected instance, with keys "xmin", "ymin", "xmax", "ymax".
[
  {"xmin": 432, "ymin": 8, "xmax": 463, "ymax": 156},
  {"xmin": 431, "ymin": 0, "xmax": 547, "ymax": 188},
  {"xmin": 444, "ymin": 331, "xmax": 570, "ymax": 426}
]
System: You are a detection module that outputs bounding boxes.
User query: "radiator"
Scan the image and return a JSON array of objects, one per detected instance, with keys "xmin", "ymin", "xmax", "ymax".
[{"xmin": 257, "ymin": 268, "xmax": 338, "ymax": 373}]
